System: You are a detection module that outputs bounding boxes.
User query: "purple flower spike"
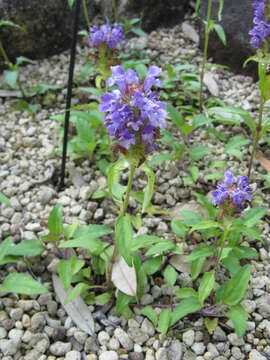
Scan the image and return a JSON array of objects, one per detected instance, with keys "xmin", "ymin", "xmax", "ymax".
[
  {"xmin": 99, "ymin": 65, "xmax": 167, "ymax": 156},
  {"xmin": 89, "ymin": 23, "xmax": 125, "ymax": 50},
  {"xmin": 223, "ymin": 170, "xmax": 235, "ymax": 188},
  {"xmin": 249, "ymin": 0, "xmax": 270, "ymax": 49},
  {"xmin": 212, "ymin": 170, "xmax": 252, "ymax": 211}
]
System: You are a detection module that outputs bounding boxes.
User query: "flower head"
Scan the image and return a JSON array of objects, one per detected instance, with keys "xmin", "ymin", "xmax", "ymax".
[
  {"xmin": 89, "ymin": 23, "xmax": 125, "ymax": 50},
  {"xmin": 249, "ymin": 0, "xmax": 270, "ymax": 48},
  {"xmin": 99, "ymin": 65, "xmax": 167, "ymax": 157},
  {"xmin": 212, "ymin": 171, "xmax": 252, "ymax": 211}
]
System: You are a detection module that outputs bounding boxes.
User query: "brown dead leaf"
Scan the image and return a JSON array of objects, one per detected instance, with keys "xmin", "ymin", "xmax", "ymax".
[{"xmin": 256, "ymin": 151, "xmax": 270, "ymax": 173}]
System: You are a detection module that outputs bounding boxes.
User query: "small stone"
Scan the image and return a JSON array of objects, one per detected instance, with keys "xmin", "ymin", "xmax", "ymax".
[
  {"xmin": 141, "ymin": 318, "xmax": 155, "ymax": 336},
  {"xmin": 108, "ymin": 337, "xmax": 120, "ymax": 351},
  {"xmin": 213, "ymin": 326, "xmax": 227, "ymax": 341},
  {"xmin": 80, "ymin": 186, "xmax": 93, "ymax": 200},
  {"xmin": 191, "ymin": 342, "xmax": 205, "ymax": 355},
  {"xmin": 94, "ymin": 208, "xmax": 104, "ymax": 220},
  {"xmin": 98, "ymin": 331, "xmax": 110, "ymax": 346},
  {"xmin": 228, "ymin": 333, "xmax": 244, "ymax": 346},
  {"xmin": 9, "ymin": 308, "xmax": 23, "ymax": 321},
  {"xmin": 127, "ymin": 326, "xmax": 148, "ymax": 345},
  {"xmin": 99, "ymin": 351, "xmax": 119, "ymax": 360},
  {"xmin": 22, "ymin": 314, "xmax": 31, "ymax": 328},
  {"xmin": 183, "ymin": 330, "xmax": 195, "ymax": 347},
  {"xmin": 0, "ymin": 327, "xmax": 7, "ymax": 339},
  {"xmin": 129, "ymin": 352, "xmax": 144, "ymax": 360},
  {"xmin": 249, "ymin": 350, "xmax": 267, "ymax": 360},
  {"xmin": 0, "ymin": 339, "xmax": 19, "ymax": 356},
  {"xmin": 49, "ymin": 341, "xmax": 72, "ymax": 356},
  {"xmin": 31, "ymin": 313, "xmax": 46, "ymax": 331},
  {"xmin": 114, "ymin": 328, "xmax": 133, "ymax": 350},
  {"xmin": 74, "ymin": 331, "xmax": 87, "ymax": 345},
  {"xmin": 168, "ymin": 340, "xmax": 183, "ymax": 360},
  {"xmin": 8, "ymin": 328, "xmax": 23, "ymax": 342},
  {"xmin": 65, "ymin": 350, "xmax": 81, "ymax": 360},
  {"xmin": 85, "ymin": 337, "xmax": 99, "ymax": 353},
  {"xmin": 86, "ymin": 355, "xmax": 97, "ymax": 360},
  {"xmin": 156, "ymin": 347, "xmax": 168, "ymax": 360},
  {"xmin": 140, "ymin": 294, "xmax": 153, "ymax": 306}
]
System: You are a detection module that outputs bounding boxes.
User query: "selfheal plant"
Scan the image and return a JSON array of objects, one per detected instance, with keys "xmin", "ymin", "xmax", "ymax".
[
  {"xmin": 89, "ymin": 23, "xmax": 125, "ymax": 80},
  {"xmin": 245, "ymin": 0, "xmax": 270, "ymax": 177},
  {"xmin": 99, "ymin": 65, "xmax": 167, "ymax": 162},
  {"xmin": 212, "ymin": 170, "xmax": 252, "ymax": 212}
]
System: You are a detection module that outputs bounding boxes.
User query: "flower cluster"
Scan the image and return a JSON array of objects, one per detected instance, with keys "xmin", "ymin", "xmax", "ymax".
[
  {"xmin": 212, "ymin": 170, "xmax": 252, "ymax": 210},
  {"xmin": 99, "ymin": 65, "xmax": 167, "ymax": 156},
  {"xmin": 249, "ymin": 0, "xmax": 270, "ymax": 48},
  {"xmin": 89, "ymin": 23, "xmax": 125, "ymax": 50}
]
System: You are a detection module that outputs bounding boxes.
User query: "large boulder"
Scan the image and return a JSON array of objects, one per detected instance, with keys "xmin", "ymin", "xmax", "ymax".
[
  {"xmin": 199, "ymin": 0, "xmax": 256, "ymax": 76},
  {"xmin": 100, "ymin": 0, "xmax": 191, "ymax": 31},
  {"xmin": 0, "ymin": 0, "xmax": 97, "ymax": 61}
]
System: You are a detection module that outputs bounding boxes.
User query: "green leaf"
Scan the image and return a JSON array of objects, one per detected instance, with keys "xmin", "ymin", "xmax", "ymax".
[
  {"xmin": 189, "ymin": 146, "xmax": 213, "ymax": 161},
  {"xmin": 145, "ymin": 241, "xmax": 175, "ymax": 257},
  {"xmin": 130, "ymin": 27, "xmax": 149, "ymax": 38},
  {"xmin": 159, "ymin": 309, "xmax": 171, "ymax": 335},
  {"xmin": 205, "ymin": 317, "xmax": 218, "ymax": 335},
  {"xmin": 175, "ymin": 288, "xmax": 197, "ymax": 299},
  {"xmin": 8, "ymin": 239, "xmax": 44, "ymax": 257},
  {"xmin": 191, "ymin": 257, "xmax": 206, "ymax": 280},
  {"xmin": 163, "ymin": 265, "xmax": 177, "ymax": 288},
  {"xmin": 244, "ymin": 207, "xmax": 267, "ymax": 228},
  {"xmin": 198, "ymin": 272, "xmax": 215, "ymax": 304},
  {"xmin": 60, "ymin": 237, "xmax": 107, "ymax": 256},
  {"xmin": 108, "ymin": 158, "xmax": 129, "ymax": 203},
  {"xmin": 171, "ymin": 297, "xmax": 202, "ymax": 326},
  {"xmin": 190, "ymin": 220, "xmax": 220, "ymax": 233},
  {"xmin": 148, "ymin": 153, "xmax": 174, "ymax": 166},
  {"xmin": 0, "ymin": 237, "xmax": 13, "ymax": 263},
  {"xmin": 180, "ymin": 211, "xmax": 203, "ymax": 226},
  {"xmin": 213, "ymin": 24, "xmax": 226, "ymax": 46},
  {"xmin": 185, "ymin": 245, "xmax": 214, "ymax": 262},
  {"xmin": 0, "ymin": 20, "xmax": 22, "ymax": 29},
  {"xmin": 233, "ymin": 246, "xmax": 258, "ymax": 260},
  {"xmin": 95, "ymin": 292, "xmax": 112, "ymax": 305},
  {"xmin": 195, "ymin": 0, "xmax": 201, "ymax": 15},
  {"xmin": 222, "ymin": 252, "xmax": 240, "ymax": 275},
  {"xmin": 65, "ymin": 283, "xmax": 89, "ymax": 304},
  {"xmin": 131, "ymin": 235, "xmax": 162, "ymax": 251},
  {"xmin": 58, "ymin": 259, "xmax": 73, "ymax": 290},
  {"xmin": 141, "ymin": 163, "xmax": 155, "ymax": 213},
  {"xmin": 167, "ymin": 103, "xmax": 184, "ymax": 128},
  {"xmin": 188, "ymin": 165, "xmax": 199, "ymax": 182},
  {"xmin": 46, "ymin": 205, "xmax": 63, "ymax": 242},
  {"xmin": 68, "ymin": 0, "xmax": 75, "ymax": 8},
  {"xmin": 64, "ymin": 221, "xmax": 80, "ymax": 240},
  {"xmin": 0, "ymin": 273, "xmax": 48, "ymax": 295},
  {"xmin": 141, "ymin": 306, "xmax": 158, "ymax": 327},
  {"xmin": 171, "ymin": 218, "xmax": 186, "ymax": 238},
  {"xmin": 142, "ymin": 256, "xmax": 163, "ymax": 275},
  {"xmin": 4, "ymin": 70, "xmax": 18, "ymax": 88},
  {"xmin": 223, "ymin": 265, "xmax": 251, "ymax": 306},
  {"xmin": 0, "ymin": 192, "xmax": 11, "ymax": 207},
  {"xmin": 193, "ymin": 114, "xmax": 212, "ymax": 129},
  {"xmin": 226, "ymin": 304, "xmax": 248, "ymax": 338},
  {"xmin": 16, "ymin": 56, "xmax": 36, "ymax": 66},
  {"xmin": 115, "ymin": 215, "xmax": 133, "ymax": 266},
  {"xmin": 115, "ymin": 291, "xmax": 134, "ymax": 318}
]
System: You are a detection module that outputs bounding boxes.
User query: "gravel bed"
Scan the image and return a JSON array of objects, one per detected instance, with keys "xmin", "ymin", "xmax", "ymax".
[{"xmin": 0, "ymin": 16, "xmax": 270, "ymax": 360}]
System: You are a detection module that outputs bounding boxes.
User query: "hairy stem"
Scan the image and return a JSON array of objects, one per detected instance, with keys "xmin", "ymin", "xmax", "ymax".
[
  {"xmin": 213, "ymin": 227, "xmax": 229, "ymax": 273},
  {"xmin": 0, "ymin": 40, "xmax": 10, "ymax": 65},
  {"xmin": 248, "ymin": 94, "xmax": 264, "ymax": 178},
  {"xmin": 82, "ymin": 0, "xmax": 91, "ymax": 30},
  {"xmin": 112, "ymin": 0, "xmax": 118, "ymax": 23},
  {"xmin": 107, "ymin": 161, "xmax": 136, "ymax": 285},
  {"xmin": 199, "ymin": 0, "xmax": 213, "ymax": 112}
]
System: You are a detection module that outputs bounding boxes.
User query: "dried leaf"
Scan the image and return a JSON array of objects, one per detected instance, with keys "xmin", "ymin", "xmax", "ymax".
[
  {"xmin": 52, "ymin": 274, "xmax": 95, "ymax": 336},
  {"xmin": 111, "ymin": 257, "xmax": 137, "ymax": 296},
  {"xmin": 170, "ymin": 255, "xmax": 215, "ymax": 274},
  {"xmin": 171, "ymin": 201, "xmax": 207, "ymax": 219},
  {"xmin": 181, "ymin": 22, "xmax": 199, "ymax": 44},
  {"xmin": 256, "ymin": 151, "xmax": 270, "ymax": 173},
  {"xmin": 203, "ymin": 72, "xmax": 219, "ymax": 97}
]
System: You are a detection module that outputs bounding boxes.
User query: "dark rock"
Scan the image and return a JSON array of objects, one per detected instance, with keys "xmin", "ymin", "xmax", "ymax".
[
  {"xmin": 101, "ymin": 0, "xmax": 191, "ymax": 31},
  {"xmin": 0, "ymin": 0, "xmax": 97, "ymax": 61},
  {"xmin": 199, "ymin": 0, "xmax": 257, "ymax": 76}
]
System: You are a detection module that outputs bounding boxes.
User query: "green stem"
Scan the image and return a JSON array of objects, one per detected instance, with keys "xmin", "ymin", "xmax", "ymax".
[
  {"xmin": 213, "ymin": 227, "xmax": 229, "ymax": 273},
  {"xmin": 248, "ymin": 93, "xmax": 264, "ymax": 178},
  {"xmin": 199, "ymin": 0, "xmax": 213, "ymax": 112},
  {"xmin": 0, "ymin": 40, "xmax": 10, "ymax": 65},
  {"xmin": 112, "ymin": 0, "xmax": 118, "ymax": 23},
  {"xmin": 107, "ymin": 161, "xmax": 137, "ymax": 285},
  {"xmin": 82, "ymin": 0, "xmax": 91, "ymax": 30}
]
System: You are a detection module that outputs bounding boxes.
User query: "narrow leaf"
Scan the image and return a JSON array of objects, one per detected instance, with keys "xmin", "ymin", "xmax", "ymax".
[
  {"xmin": 159, "ymin": 309, "xmax": 171, "ymax": 335},
  {"xmin": 198, "ymin": 272, "xmax": 215, "ymax": 304}
]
